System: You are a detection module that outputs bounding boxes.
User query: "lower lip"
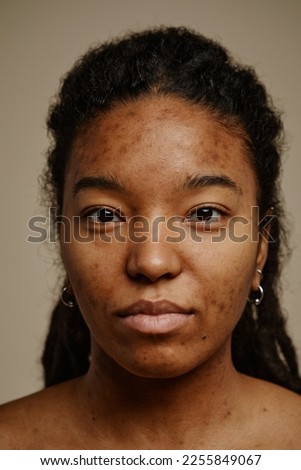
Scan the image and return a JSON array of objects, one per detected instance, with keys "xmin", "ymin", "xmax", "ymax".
[{"xmin": 119, "ymin": 313, "xmax": 193, "ymax": 334}]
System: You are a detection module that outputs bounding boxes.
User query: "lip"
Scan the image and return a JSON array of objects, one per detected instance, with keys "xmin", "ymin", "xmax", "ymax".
[{"xmin": 117, "ymin": 300, "xmax": 194, "ymax": 334}]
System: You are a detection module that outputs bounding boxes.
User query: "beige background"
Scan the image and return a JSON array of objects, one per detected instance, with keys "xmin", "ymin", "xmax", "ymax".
[{"xmin": 1, "ymin": 0, "xmax": 300, "ymax": 404}]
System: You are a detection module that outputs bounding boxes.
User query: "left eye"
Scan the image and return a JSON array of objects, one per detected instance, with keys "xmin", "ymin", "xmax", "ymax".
[
  {"xmin": 187, "ymin": 207, "xmax": 222, "ymax": 223},
  {"xmin": 86, "ymin": 207, "xmax": 124, "ymax": 223}
]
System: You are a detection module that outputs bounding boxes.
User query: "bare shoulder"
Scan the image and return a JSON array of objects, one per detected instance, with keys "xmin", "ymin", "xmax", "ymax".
[
  {"xmin": 252, "ymin": 377, "xmax": 301, "ymax": 415},
  {"xmin": 242, "ymin": 375, "xmax": 301, "ymax": 449},
  {"xmin": 0, "ymin": 380, "xmax": 80, "ymax": 449}
]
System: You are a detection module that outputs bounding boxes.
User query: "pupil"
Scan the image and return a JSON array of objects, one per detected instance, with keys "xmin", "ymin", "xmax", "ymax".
[
  {"xmin": 196, "ymin": 208, "xmax": 213, "ymax": 221},
  {"xmin": 97, "ymin": 208, "xmax": 114, "ymax": 222}
]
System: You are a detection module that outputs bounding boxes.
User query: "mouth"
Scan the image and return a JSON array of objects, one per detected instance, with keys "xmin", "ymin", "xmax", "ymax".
[{"xmin": 117, "ymin": 300, "xmax": 194, "ymax": 334}]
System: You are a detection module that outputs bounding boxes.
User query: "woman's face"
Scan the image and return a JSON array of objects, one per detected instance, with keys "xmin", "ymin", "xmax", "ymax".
[{"xmin": 61, "ymin": 95, "xmax": 267, "ymax": 378}]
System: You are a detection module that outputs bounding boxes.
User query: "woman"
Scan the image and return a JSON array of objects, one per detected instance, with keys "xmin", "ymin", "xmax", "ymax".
[{"xmin": 1, "ymin": 26, "xmax": 301, "ymax": 449}]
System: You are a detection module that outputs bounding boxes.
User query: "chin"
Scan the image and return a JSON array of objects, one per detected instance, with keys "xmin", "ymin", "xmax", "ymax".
[
  {"xmin": 125, "ymin": 366, "xmax": 193, "ymax": 380},
  {"xmin": 116, "ymin": 352, "xmax": 203, "ymax": 380},
  {"xmin": 94, "ymin": 338, "xmax": 216, "ymax": 380}
]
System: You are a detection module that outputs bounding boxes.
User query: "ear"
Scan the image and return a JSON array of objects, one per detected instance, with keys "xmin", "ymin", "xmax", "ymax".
[
  {"xmin": 63, "ymin": 276, "xmax": 74, "ymax": 295},
  {"xmin": 251, "ymin": 228, "xmax": 269, "ymax": 291}
]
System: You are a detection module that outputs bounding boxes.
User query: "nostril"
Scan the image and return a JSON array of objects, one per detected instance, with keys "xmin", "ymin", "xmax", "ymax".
[
  {"xmin": 133, "ymin": 273, "xmax": 151, "ymax": 283},
  {"xmin": 130, "ymin": 271, "xmax": 177, "ymax": 283},
  {"xmin": 126, "ymin": 242, "xmax": 182, "ymax": 282}
]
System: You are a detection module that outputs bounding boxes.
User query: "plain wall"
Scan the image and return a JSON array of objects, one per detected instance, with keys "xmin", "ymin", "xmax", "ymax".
[{"xmin": 1, "ymin": 0, "xmax": 300, "ymax": 404}]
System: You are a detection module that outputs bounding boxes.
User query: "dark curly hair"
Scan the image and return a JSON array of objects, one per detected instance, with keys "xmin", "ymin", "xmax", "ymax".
[{"xmin": 42, "ymin": 26, "xmax": 301, "ymax": 393}]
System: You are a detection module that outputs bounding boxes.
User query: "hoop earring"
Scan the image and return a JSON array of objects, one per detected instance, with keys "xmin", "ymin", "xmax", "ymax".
[
  {"xmin": 60, "ymin": 286, "xmax": 75, "ymax": 308},
  {"xmin": 248, "ymin": 284, "xmax": 264, "ymax": 306}
]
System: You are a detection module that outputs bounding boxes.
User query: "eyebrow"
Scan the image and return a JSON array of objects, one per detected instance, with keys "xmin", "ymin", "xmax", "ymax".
[
  {"xmin": 73, "ymin": 173, "xmax": 242, "ymax": 198},
  {"xmin": 181, "ymin": 174, "xmax": 242, "ymax": 194},
  {"xmin": 73, "ymin": 175, "xmax": 128, "ymax": 197}
]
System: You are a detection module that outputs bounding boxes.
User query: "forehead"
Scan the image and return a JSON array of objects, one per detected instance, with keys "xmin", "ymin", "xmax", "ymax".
[{"xmin": 67, "ymin": 95, "xmax": 256, "ymax": 194}]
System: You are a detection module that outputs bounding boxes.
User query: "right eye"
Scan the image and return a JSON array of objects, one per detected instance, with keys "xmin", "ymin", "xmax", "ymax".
[{"xmin": 84, "ymin": 207, "xmax": 125, "ymax": 224}]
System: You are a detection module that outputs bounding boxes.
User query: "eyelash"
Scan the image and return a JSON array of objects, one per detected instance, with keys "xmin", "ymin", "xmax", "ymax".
[
  {"xmin": 82, "ymin": 207, "xmax": 125, "ymax": 224},
  {"xmin": 186, "ymin": 205, "xmax": 226, "ymax": 224},
  {"xmin": 82, "ymin": 205, "xmax": 226, "ymax": 225}
]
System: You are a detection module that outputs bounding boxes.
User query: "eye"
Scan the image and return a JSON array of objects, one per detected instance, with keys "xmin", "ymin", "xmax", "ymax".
[
  {"xmin": 84, "ymin": 207, "xmax": 125, "ymax": 223},
  {"xmin": 187, "ymin": 206, "xmax": 223, "ymax": 223}
]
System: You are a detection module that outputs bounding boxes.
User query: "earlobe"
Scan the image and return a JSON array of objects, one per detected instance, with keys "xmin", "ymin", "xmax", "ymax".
[
  {"xmin": 248, "ymin": 268, "xmax": 264, "ymax": 305},
  {"xmin": 60, "ymin": 280, "xmax": 76, "ymax": 308},
  {"xmin": 251, "ymin": 235, "xmax": 269, "ymax": 292}
]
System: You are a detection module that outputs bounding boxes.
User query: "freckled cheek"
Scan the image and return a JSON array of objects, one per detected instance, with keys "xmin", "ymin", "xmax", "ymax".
[
  {"xmin": 61, "ymin": 241, "xmax": 127, "ymax": 315},
  {"xmin": 187, "ymin": 239, "xmax": 256, "ymax": 322}
]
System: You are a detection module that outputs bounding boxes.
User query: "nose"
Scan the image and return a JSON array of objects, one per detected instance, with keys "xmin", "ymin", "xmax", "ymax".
[{"xmin": 126, "ymin": 228, "xmax": 182, "ymax": 282}]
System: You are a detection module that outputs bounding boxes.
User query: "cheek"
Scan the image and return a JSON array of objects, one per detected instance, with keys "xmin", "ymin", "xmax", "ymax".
[
  {"xmin": 61, "ymin": 241, "xmax": 126, "ymax": 318},
  {"xmin": 188, "ymin": 237, "xmax": 257, "ymax": 319}
]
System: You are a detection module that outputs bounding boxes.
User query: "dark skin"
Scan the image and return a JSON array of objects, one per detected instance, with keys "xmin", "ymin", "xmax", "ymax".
[
  {"xmin": 1, "ymin": 96, "xmax": 301, "ymax": 449},
  {"xmin": 1, "ymin": 367, "xmax": 301, "ymax": 449}
]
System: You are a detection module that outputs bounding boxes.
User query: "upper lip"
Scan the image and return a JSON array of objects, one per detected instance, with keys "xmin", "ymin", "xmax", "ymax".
[{"xmin": 117, "ymin": 300, "xmax": 193, "ymax": 317}]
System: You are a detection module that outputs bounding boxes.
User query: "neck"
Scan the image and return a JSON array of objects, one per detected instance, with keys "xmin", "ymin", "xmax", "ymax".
[{"xmin": 78, "ymin": 340, "xmax": 244, "ymax": 447}]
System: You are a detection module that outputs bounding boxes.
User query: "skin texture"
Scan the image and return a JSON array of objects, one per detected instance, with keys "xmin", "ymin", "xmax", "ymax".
[
  {"xmin": 63, "ymin": 95, "xmax": 263, "ymax": 380},
  {"xmin": 0, "ymin": 95, "xmax": 301, "ymax": 449}
]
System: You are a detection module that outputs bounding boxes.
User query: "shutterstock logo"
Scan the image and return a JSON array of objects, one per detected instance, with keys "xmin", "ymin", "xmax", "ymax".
[{"xmin": 26, "ymin": 206, "xmax": 275, "ymax": 244}]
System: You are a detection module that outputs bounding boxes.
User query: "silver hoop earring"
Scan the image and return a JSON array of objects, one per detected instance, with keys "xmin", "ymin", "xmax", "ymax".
[
  {"xmin": 60, "ymin": 286, "xmax": 75, "ymax": 308},
  {"xmin": 248, "ymin": 284, "xmax": 264, "ymax": 306}
]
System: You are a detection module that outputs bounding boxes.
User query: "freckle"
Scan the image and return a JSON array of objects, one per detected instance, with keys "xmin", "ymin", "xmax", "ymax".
[
  {"xmin": 88, "ymin": 154, "xmax": 100, "ymax": 165},
  {"xmin": 222, "ymin": 142, "xmax": 230, "ymax": 153},
  {"xmin": 223, "ymin": 410, "xmax": 231, "ymax": 420},
  {"xmin": 118, "ymin": 143, "xmax": 128, "ymax": 154},
  {"xmin": 217, "ymin": 302, "xmax": 225, "ymax": 312},
  {"xmin": 99, "ymin": 135, "xmax": 109, "ymax": 145},
  {"xmin": 262, "ymin": 407, "xmax": 267, "ymax": 412},
  {"xmin": 99, "ymin": 146, "xmax": 110, "ymax": 158},
  {"xmin": 202, "ymin": 335, "xmax": 207, "ymax": 340},
  {"xmin": 125, "ymin": 110, "xmax": 137, "ymax": 118},
  {"xmin": 108, "ymin": 122, "xmax": 121, "ymax": 133}
]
